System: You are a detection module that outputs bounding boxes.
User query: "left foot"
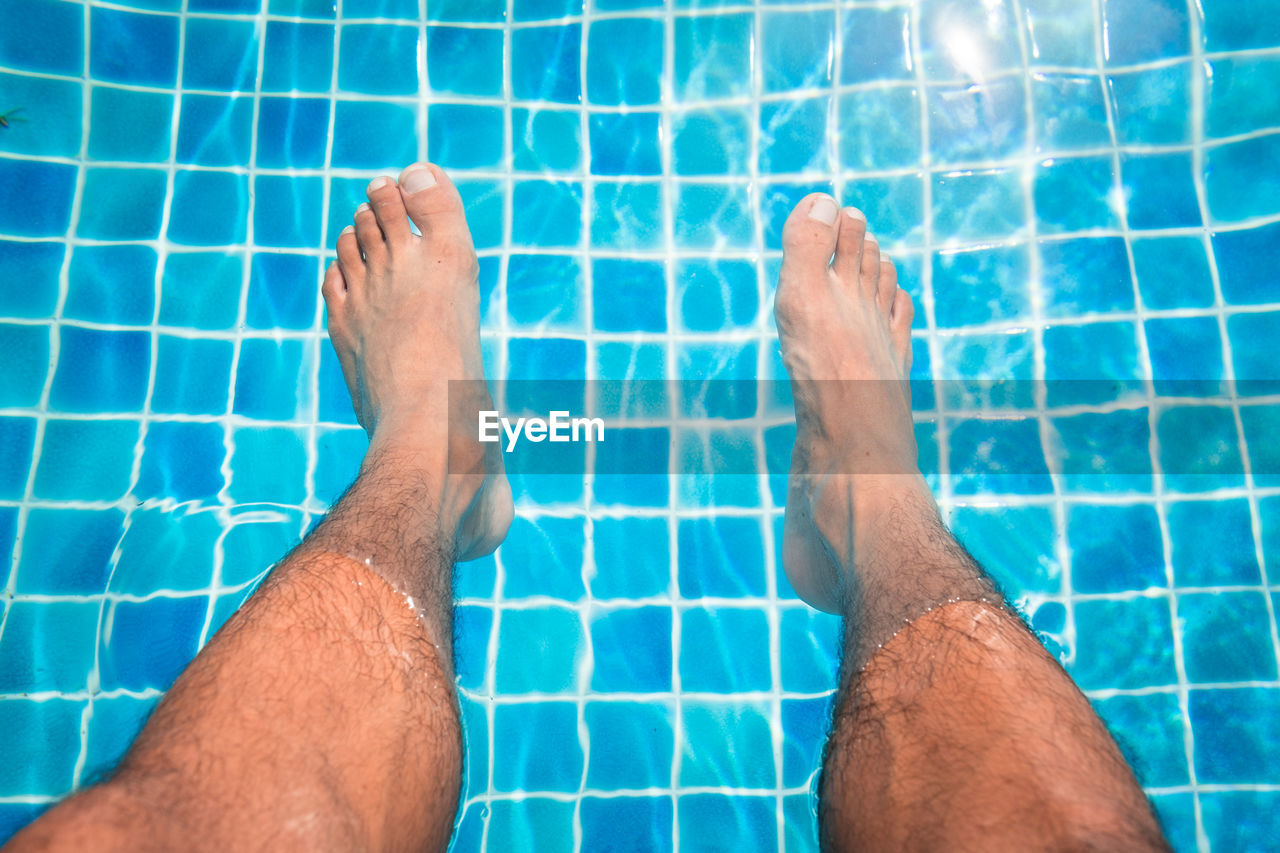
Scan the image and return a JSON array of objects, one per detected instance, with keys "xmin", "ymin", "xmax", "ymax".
[{"xmin": 322, "ymin": 163, "xmax": 512, "ymax": 560}]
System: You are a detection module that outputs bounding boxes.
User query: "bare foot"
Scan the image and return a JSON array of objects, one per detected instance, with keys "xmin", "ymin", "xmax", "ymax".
[
  {"xmin": 774, "ymin": 194, "xmax": 938, "ymax": 615},
  {"xmin": 321, "ymin": 162, "xmax": 512, "ymax": 561}
]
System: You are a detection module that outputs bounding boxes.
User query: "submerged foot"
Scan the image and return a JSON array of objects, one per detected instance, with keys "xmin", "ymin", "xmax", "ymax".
[
  {"xmin": 774, "ymin": 194, "xmax": 936, "ymax": 614},
  {"xmin": 321, "ymin": 162, "xmax": 512, "ymax": 561}
]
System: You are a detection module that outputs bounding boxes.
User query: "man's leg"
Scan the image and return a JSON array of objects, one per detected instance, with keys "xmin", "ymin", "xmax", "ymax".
[
  {"xmin": 774, "ymin": 195, "xmax": 1169, "ymax": 850},
  {"xmin": 9, "ymin": 163, "xmax": 512, "ymax": 851}
]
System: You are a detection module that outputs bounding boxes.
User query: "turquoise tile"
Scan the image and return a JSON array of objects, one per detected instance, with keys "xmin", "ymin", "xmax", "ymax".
[
  {"xmin": 1052, "ymin": 409, "xmax": 1154, "ymax": 493},
  {"xmin": 590, "ymin": 112, "xmax": 661, "ymax": 176},
  {"xmin": 493, "ymin": 702, "xmax": 582, "ymax": 791},
  {"xmin": 759, "ymin": 97, "xmax": 830, "ymax": 173},
  {"xmin": 77, "ymin": 167, "xmax": 167, "ymax": 241},
  {"xmin": 220, "ymin": 510, "xmax": 305, "ymax": 586},
  {"xmin": 232, "ymin": 339, "xmax": 310, "ymax": 421},
  {"xmin": 673, "ymin": 13, "xmax": 752, "ymax": 101},
  {"xmin": 679, "ymin": 608, "xmax": 770, "ymax": 692},
  {"xmin": 111, "ymin": 507, "xmax": 223, "ymax": 594},
  {"xmin": 0, "ymin": 242, "xmax": 62, "ymax": 318},
  {"xmin": 49, "ymin": 328, "xmax": 150, "ymax": 414},
  {"xmin": 675, "ymin": 183, "xmax": 753, "ymax": 250},
  {"xmin": 675, "ymin": 258, "xmax": 757, "ymax": 332},
  {"xmin": 928, "ymin": 79, "xmax": 1026, "ymax": 165},
  {"xmin": 1205, "ymin": 134, "xmax": 1280, "ymax": 223},
  {"xmin": 1169, "ymin": 498, "xmax": 1259, "ymax": 586},
  {"xmin": 585, "ymin": 701, "xmax": 673, "ymax": 789},
  {"xmin": 89, "ymin": 7, "xmax": 178, "ymax": 87},
  {"xmin": 1202, "ymin": 0, "xmax": 1280, "ymax": 50},
  {"xmin": 428, "ymin": 104, "xmax": 505, "ymax": 169},
  {"xmin": 247, "ymin": 253, "xmax": 320, "ymax": 330},
  {"xmin": 586, "ymin": 18, "xmax": 663, "ymax": 106},
  {"xmin": 933, "ymin": 245, "xmax": 1032, "ymax": 328},
  {"xmin": 838, "ymin": 87, "xmax": 922, "ymax": 171},
  {"xmin": 952, "ymin": 504, "xmax": 1062, "ymax": 595},
  {"xmin": 0, "ymin": 324, "xmax": 50, "ymax": 409},
  {"xmin": 1068, "ymin": 503, "xmax": 1164, "ymax": 593},
  {"xmin": 34, "ymin": 419, "xmax": 139, "ymax": 502},
  {"xmin": 512, "ymin": 108, "xmax": 580, "ymax": 172},
  {"xmin": 65, "ymin": 244, "xmax": 157, "ymax": 326},
  {"xmin": 590, "ymin": 517, "xmax": 670, "ymax": 599},
  {"xmin": 949, "ymin": 417, "xmax": 1053, "ymax": 495},
  {"xmin": 592, "ymin": 181, "xmax": 663, "ymax": 250},
  {"xmin": 501, "ymin": 517, "xmax": 585, "ymax": 601},
  {"xmin": 1121, "ymin": 152, "xmax": 1201, "ymax": 230},
  {"xmin": 1132, "ymin": 236, "xmax": 1214, "ymax": 310},
  {"xmin": 1108, "ymin": 62, "xmax": 1191, "ymax": 144},
  {"xmin": 262, "ymin": 21, "xmax": 334, "ymax": 93},
  {"xmin": 934, "ymin": 168, "xmax": 1026, "ymax": 241},
  {"xmin": 839, "ymin": 7, "xmax": 913, "ymax": 82},
  {"xmin": 512, "ymin": 0, "xmax": 582, "ymax": 19},
  {"xmin": 1191, "ymin": 687, "xmax": 1280, "ymax": 784},
  {"xmin": 82, "ymin": 694, "xmax": 159, "ymax": 786},
  {"xmin": 182, "ymin": 18, "xmax": 258, "ymax": 91},
  {"xmin": 511, "ymin": 25, "xmax": 581, "ymax": 104},
  {"xmin": 677, "ymin": 517, "xmax": 765, "ymax": 598},
  {"xmin": 495, "ymin": 607, "xmax": 583, "ymax": 694},
  {"xmin": 253, "ymin": 175, "xmax": 323, "ymax": 248},
  {"xmin": 672, "ymin": 108, "xmax": 749, "ymax": 176},
  {"xmin": 1033, "ymin": 156, "xmax": 1118, "ymax": 233},
  {"xmin": 1157, "ymin": 406, "xmax": 1245, "ymax": 493},
  {"xmin": 512, "ymin": 180, "xmax": 582, "ymax": 247},
  {"xmin": 229, "ymin": 427, "xmax": 308, "ymax": 506},
  {"xmin": 313, "ymin": 426, "xmax": 366, "ymax": 504},
  {"xmin": 0, "ymin": 72, "xmax": 81, "ymax": 158},
  {"xmin": 256, "ymin": 97, "xmax": 329, "ymax": 169},
  {"xmin": 760, "ymin": 10, "xmax": 833, "ymax": 93},
  {"xmin": 1023, "ymin": 0, "xmax": 1098, "ymax": 67},
  {"xmin": 778, "ymin": 608, "xmax": 840, "ymax": 693},
  {"xmin": 592, "ymin": 259, "xmax": 666, "ymax": 333},
  {"xmin": 14, "ymin": 508, "xmax": 124, "ymax": 595},
  {"xmin": 1182, "ymin": 592, "xmax": 1277, "ymax": 683},
  {"xmin": 1093, "ymin": 692, "xmax": 1189, "ymax": 787},
  {"xmin": 1102, "ymin": 0, "xmax": 1189, "ymax": 64},
  {"xmin": 159, "ymin": 252, "xmax": 242, "ymax": 330},
  {"xmin": 0, "ymin": 158, "xmax": 75, "ymax": 238},
  {"xmin": 1032, "ymin": 74, "xmax": 1111, "ymax": 151},
  {"xmin": 1200, "ymin": 791, "xmax": 1280, "ymax": 852},
  {"xmin": 681, "ymin": 701, "xmax": 774, "ymax": 788},
  {"xmin": 1206, "ymin": 56, "xmax": 1280, "ymax": 139},
  {"xmin": 591, "ymin": 607, "xmax": 671, "ymax": 693},
  {"xmin": 1215, "ymin": 221, "xmax": 1280, "ymax": 305},
  {"xmin": 330, "ymin": 100, "xmax": 418, "ymax": 171},
  {"xmin": 134, "ymin": 421, "xmax": 226, "ymax": 503},
  {"xmin": 0, "ymin": 417, "xmax": 36, "ymax": 500},
  {"xmin": 0, "ymin": 0, "xmax": 83, "ymax": 75},
  {"xmin": 1071, "ymin": 596, "xmax": 1177, "ymax": 690},
  {"xmin": 1145, "ymin": 316, "xmax": 1225, "ymax": 395},
  {"xmin": 167, "ymin": 170, "xmax": 249, "ymax": 246},
  {"xmin": 428, "ymin": 26, "xmax": 503, "ymax": 97},
  {"xmin": 0, "ymin": 699, "xmax": 84, "ymax": 797},
  {"xmin": 0, "ymin": 600, "xmax": 100, "ymax": 693},
  {"xmin": 679, "ymin": 795, "xmax": 776, "ymax": 852},
  {"xmin": 487, "ymin": 800, "xmax": 574, "ymax": 850},
  {"xmin": 581, "ymin": 797, "xmax": 672, "ymax": 851},
  {"xmin": 98, "ymin": 595, "xmax": 207, "ymax": 692},
  {"xmin": 176, "ymin": 94, "xmax": 252, "ymax": 167}
]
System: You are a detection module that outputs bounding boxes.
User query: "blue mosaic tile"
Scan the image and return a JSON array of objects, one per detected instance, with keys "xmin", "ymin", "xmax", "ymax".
[
  {"xmin": 0, "ymin": 0, "xmax": 82, "ymax": 75},
  {"xmin": 0, "ymin": 699, "xmax": 83, "ymax": 797},
  {"xmin": 337, "ymin": 25, "xmax": 418, "ymax": 95},
  {"xmin": 1241, "ymin": 404, "xmax": 1280, "ymax": 490},
  {"xmin": 672, "ymin": 109, "xmax": 749, "ymax": 176},
  {"xmin": 229, "ymin": 427, "xmax": 308, "ymax": 506},
  {"xmin": 1109, "ymin": 63, "xmax": 1191, "ymax": 144},
  {"xmin": 1205, "ymin": 134, "xmax": 1280, "ymax": 224},
  {"xmin": 1092, "ymin": 692, "xmax": 1189, "ymax": 787},
  {"xmin": 1023, "ymin": 0, "xmax": 1097, "ymax": 67},
  {"xmin": 111, "ymin": 507, "xmax": 222, "ymax": 594},
  {"xmin": 0, "ymin": 600, "xmax": 100, "ymax": 693},
  {"xmin": 1120, "ymin": 152, "xmax": 1201, "ymax": 230},
  {"xmin": 493, "ymin": 701, "xmax": 582, "ymax": 792},
  {"xmin": 840, "ymin": 175, "xmax": 924, "ymax": 245},
  {"xmin": 591, "ymin": 181, "xmax": 662, "ymax": 250},
  {"xmin": 1200, "ymin": 791, "xmax": 1280, "ymax": 852},
  {"xmin": 673, "ymin": 13, "xmax": 752, "ymax": 101},
  {"xmin": 247, "ymin": 253, "xmax": 319, "ymax": 330},
  {"xmin": 344, "ymin": 0, "xmax": 418, "ymax": 14},
  {"xmin": 1169, "ymin": 498, "xmax": 1259, "ymax": 586},
  {"xmin": 778, "ymin": 608, "xmax": 840, "ymax": 693},
  {"xmin": 14, "ymin": 508, "xmax": 124, "ymax": 595},
  {"xmin": 134, "ymin": 421, "xmax": 226, "ymax": 502},
  {"xmin": 838, "ymin": 7, "xmax": 913, "ymax": 82},
  {"xmin": 1181, "ymin": 591, "xmax": 1277, "ymax": 683},
  {"xmin": 0, "ymin": 242, "xmax": 62, "ymax": 318},
  {"xmin": 317, "ymin": 346, "xmax": 358, "ymax": 426},
  {"xmin": 590, "ymin": 607, "xmax": 671, "ymax": 693},
  {"xmin": 159, "ymin": 252, "xmax": 242, "ymax": 330},
  {"xmin": 1132, "ymin": 236, "xmax": 1214, "ymax": 310},
  {"xmin": 591, "ymin": 259, "xmax": 666, "ymax": 333},
  {"xmin": 313, "ymin": 427, "xmax": 365, "ymax": 505},
  {"xmin": 428, "ymin": 104, "xmax": 504, "ymax": 169},
  {"xmin": 580, "ymin": 797, "xmax": 672, "ymax": 851},
  {"xmin": 513, "ymin": 0, "xmax": 582, "ymax": 19},
  {"xmin": 262, "ymin": 21, "xmax": 333, "ymax": 92},
  {"xmin": 495, "ymin": 607, "xmax": 583, "ymax": 694},
  {"xmin": 1034, "ymin": 156, "xmax": 1118, "ymax": 233},
  {"xmin": 76, "ymin": 167, "xmax": 166, "ymax": 242},
  {"xmin": 589, "ymin": 517, "xmax": 669, "ymax": 599},
  {"xmin": 1043, "ymin": 322, "xmax": 1141, "ymax": 397},
  {"xmin": 951, "ymin": 504, "xmax": 1062, "ymax": 595},
  {"xmin": 760, "ymin": 10, "xmax": 834, "ymax": 93},
  {"xmin": 928, "ymin": 80, "xmax": 1026, "ymax": 165},
  {"xmin": 427, "ymin": 26, "xmax": 503, "ymax": 97},
  {"xmin": 1157, "ymin": 405, "xmax": 1245, "ymax": 493},
  {"xmin": 1202, "ymin": 0, "xmax": 1280, "ymax": 50},
  {"xmin": 1039, "ymin": 237, "xmax": 1134, "ymax": 317},
  {"xmin": 512, "ymin": 180, "xmax": 582, "ymax": 247},
  {"xmin": 232, "ymin": 339, "xmax": 310, "ymax": 421},
  {"xmin": 1145, "ymin": 316, "xmax": 1225, "ymax": 395},
  {"xmin": 330, "ymin": 101, "xmax": 417, "ymax": 171},
  {"xmin": 675, "ymin": 183, "xmax": 753, "ymax": 250},
  {"xmin": 0, "ymin": 417, "xmax": 36, "ymax": 500},
  {"xmin": 1067, "ymin": 503, "xmax": 1164, "ymax": 593},
  {"xmin": 0, "ymin": 325, "xmax": 49, "ymax": 409},
  {"xmin": 676, "ymin": 259, "xmax": 756, "ymax": 332},
  {"xmin": 176, "ymin": 94, "xmax": 251, "ymax": 167},
  {"xmin": 1206, "ymin": 56, "xmax": 1280, "ymax": 139},
  {"xmin": 453, "ymin": 604, "xmax": 491, "ymax": 691},
  {"xmin": 1215, "ymin": 221, "xmax": 1280, "ymax": 305},
  {"xmin": 182, "ymin": 18, "xmax": 257, "ymax": 91},
  {"xmin": 0, "ymin": 804, "xmax": 49, "ymax": 844},
  {"xmin": 501, "ymin": 517, "xmax": 585, "ymax": 601},
  {"xmin": 587, "ymin": 18, "xmax": 663, "ymax": 106},
  {"xmin": 511, "ymin": 25, "xmax": 582, "ymax": 104},
  {"xmin": 89, "ymin": 7, "xmax": 179, "ymax": 87},
  {"xmin": 948, "ymin": 417, "xmax": 1053, "ymax": 495},
  {"xmin": 0, "ymin": 159, "xmax": 74, "ymax": 238},
  {"xmin": 1071, "ymin": 596, "xmax": 1177, "ymax": 690},
  {"xmin": 512, "ymin": 108, "xmax": 581, "ymax": 172},
  {"xmin": 487, "ymin": 800, "xmax": 573, "ymax": 850},
  {"xmin": 678, "ymin": 795, "xmax": 776, "ymax": 852},
  {"xmin": 34, "ymin": 419, "xmax": 138, "ymax": 502},
  {"xmin": 1032, "ymin": 74, "xmax": 1111, "ymax": 151},
  {"xmin": 932, "ymin": 245, "xmax": 1031, "ymax": 328},
  {"xmin": 426, "ymin": 0, "xmax": 503, "ymax": 20},
  {"xmin": 1190, "ymin": 687, "xmax": 1280, "ymax": 784},
  {"xmin": 677, "ymin": 517, "xmax": 765, "ymax": 598},
  {"xmin": 168, "ymin": 170, "xmax": 249, "ymax": 246},
  {"xmin": 1102, "ymin": 0, "xmax": 1189, "ymax": 64},
  {"xmin": 256, "ymin": 97, "xmax": 329, "ymax": 169},
  {"xmin": 82, "ymin": 695, "xmax": 158, "ymax": 786},
  {"xmin": 0, "ymin": 73, "xmax": 81, "ymax": 159},
  {"xmin": 590, "ymin": 113, "xmax": 661, "ymax": 176},
  {"xmin": 49, "ymin": 327, "xmax": 150, "ymax": 414},
  {"xmin": 681, "ymin": 701, "xmax": 774, "ymax": 788},
  {"xmin": 254, "ymin": 175, "xmax": 323, "ymax": 248},
  {"xmin": 934, "ymin": 169, "xmax": 1025, "ymax": 241},
  {"xmin": 780, "ymin": 697, "xmax": 829, "ymax": 789},
  {"xmin": 1052, "ymin": 409, "xmax": 1154, "ymax": 493},
  {"xmin": 759, "ymin": 98, "xmax": 830, "ymax": 173},
  {"xmin": 585, "ymin": 701, "xmax": 672, "ymax": 789},
  {"xmin": 99, "ymin": 595, "xmax": 206, "ymax": 692},
  {"xmin": 65, "ymin": 245, "xmax": 157, "ymax": 326},
  {"xmin": 837, "ymin": 88, "xmax": 922, "ymax": 171},
  {"xmin": 679, "ymin": 608, "xmax": 769, "ymax": 692},
  {"xmin": 220, "ymin": 510, "xmax": 304, "ymax": 586}
]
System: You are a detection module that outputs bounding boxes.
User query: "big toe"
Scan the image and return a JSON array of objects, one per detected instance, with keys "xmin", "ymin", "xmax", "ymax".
[
  {"xmin": 397, "ymin": 162, "xmax": 471, "ymax": 245},
  {"xmin": 780, "ymin": 193, "xmax": 840, "ymax": 277}
]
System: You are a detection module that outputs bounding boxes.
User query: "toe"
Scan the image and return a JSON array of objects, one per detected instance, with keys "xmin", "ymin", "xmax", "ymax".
[
  {"xmin": 831, "ymin": 207, "xmax": 868, "ymax": 283},
  {"xmin": 890, "ymin": 287, "xmax": 915, "ymax": 364},
  {"xmin": 876, "ymin": 256, "xmax": 898, "ymax": 313},
  {"xmin": 397, "ymin": 162, "xmax": 472, "ymax": 245},
  {"xmin": 353, "ymin": 202, "xmax": 387, "ymax": 268},
  {"xmin": 858, "ymin": 232, "xmax": 881, "ymax": 301},
  {"xmin": 780, "ymin": 193, "xmax": 841, "ymax": 280},
  {"xmin": 366, "ymin": 176, "xmax": 412, "ymax": 246},
  {"xmin": 321, "ymin": 259, "xmax": 346, "ymax": 301},
  {"xmin": 336, "ymin": 225, "xmax": 363, "ymax": 284}
]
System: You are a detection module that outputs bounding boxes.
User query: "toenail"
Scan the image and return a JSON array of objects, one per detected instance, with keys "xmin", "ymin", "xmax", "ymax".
[
  {"xmin": 865, "ymin": 232, "xmax": 878, "ymax": 244},
  {"xmin": 341, "ymin": 225, "xmax": 354, "ymax": 235},
  {"xmin": 401, "ymin": 166, "xmax": 437, "ymax": 194},
  {"xmin": 356, "ymin": 202, "xmax": 371, "ymax": 214},
  {"xmin": 808, "ymin": 196, "xmax": 838, "ymax": 225},
  {"xmin": 844, "ymin": 207, "xmax": 866, "ymax": 222},
  {"xmin": 367, "ymin": 176, "xmax": 391, "ymax": 193}
]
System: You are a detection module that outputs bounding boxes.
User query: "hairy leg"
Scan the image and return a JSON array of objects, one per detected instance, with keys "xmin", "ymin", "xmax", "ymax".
[
  {"xmin": 774, "ymin": 194, "xmax": 1168, "ymax": 851},
  {"xmin": 10, "ymin": 163, "xmax": 511, "ymax": 852}
]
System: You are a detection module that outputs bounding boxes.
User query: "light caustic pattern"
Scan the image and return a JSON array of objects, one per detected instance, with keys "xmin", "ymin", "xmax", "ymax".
[{"xmin": 1, "ymin": 0, "xmax": 1279, "ymax": 849}]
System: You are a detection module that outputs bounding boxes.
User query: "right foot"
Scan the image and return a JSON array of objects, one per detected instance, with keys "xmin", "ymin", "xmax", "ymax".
[
  {"xmin": 321, "ymin": 163, "xmax": 512, "ymax": 560},
  {"xmin": 774, "ymin": 194, "xmax": 938, "ymax": 614}
]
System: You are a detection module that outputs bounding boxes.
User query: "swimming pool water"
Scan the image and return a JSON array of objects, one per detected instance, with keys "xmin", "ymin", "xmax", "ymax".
[{"xmin": 2, "ymin": 0, "xmax": 1280, "ymax": 849}]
